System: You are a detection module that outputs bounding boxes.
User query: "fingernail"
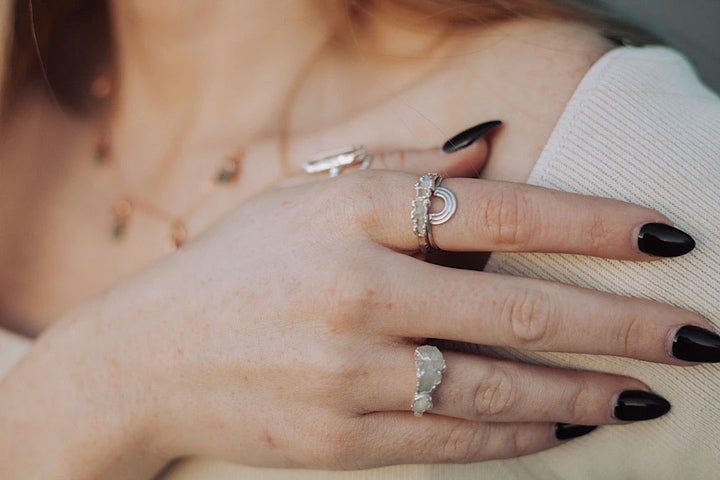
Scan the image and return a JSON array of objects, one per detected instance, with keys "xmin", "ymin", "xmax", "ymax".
[
  {"xmin": 613, "ymin": 391, "xmax": 670, "ymax": 421},
  {"xmin": 555, "ymin": 423, "xmax": 597, "ymax": 441},
  {"xmin": 442, "ymin": 120, "xmax": 502, "ymax": 153},
  {"xmin": 673, "ymin": 325, "xmax": 720, "ymax": 362},
  {"xmin": 637, "ymin": 223, "xmax": 695, "ymax": 257}
]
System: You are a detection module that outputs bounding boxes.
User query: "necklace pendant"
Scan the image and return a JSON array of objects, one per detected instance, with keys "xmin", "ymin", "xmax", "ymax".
[
  {"xmin": 112, "ymin": 198, "xmax": 133, "ymax": 240},
  {"xmin": 94, "ymin": 133, "xmax": 112, "ymax": 164},
  {"xmin": 90, "ymin": 74, "xmax": 113, "ymax": 101},
  {"xmin": 170, "ymin": 220, "xmax": 188, "ymax": 249},
  {"xmin": 215, "ymin": 152, "xmax": 243, "ymax": 183}
]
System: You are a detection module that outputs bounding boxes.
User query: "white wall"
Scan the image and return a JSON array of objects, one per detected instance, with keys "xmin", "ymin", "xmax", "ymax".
[{"xmin": 595, "ymin": 0, "xmax": 720, "ymax": 92}]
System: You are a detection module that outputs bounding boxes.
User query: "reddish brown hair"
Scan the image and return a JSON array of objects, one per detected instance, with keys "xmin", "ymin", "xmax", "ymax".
[{"xmin": 2, "ymin": 0, "xmax": 651, "ymax": 116}]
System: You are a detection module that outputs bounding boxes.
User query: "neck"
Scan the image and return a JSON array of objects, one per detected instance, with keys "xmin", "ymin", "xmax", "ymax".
[
  {"xmin": 109, "ymin": 0, "xmax": 334, "ymax": 189},
  {"xmin": 107, "ymin": 0, "xmax": 457, "ymax": 193}
]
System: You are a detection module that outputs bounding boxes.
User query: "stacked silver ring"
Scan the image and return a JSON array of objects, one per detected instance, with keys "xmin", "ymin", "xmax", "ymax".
[
  {"xmin": 411, "ymin": 173, "xmax": 457, "ymax": 252},
  {"xmin": 411, "ymin": 345, "xmax": 447, "ymax": 416}
]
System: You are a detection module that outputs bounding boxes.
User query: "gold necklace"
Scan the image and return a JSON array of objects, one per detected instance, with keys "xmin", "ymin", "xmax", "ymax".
[{"xmin": 91, "ymin": 76, "xmax": 243, "ymax": 250}]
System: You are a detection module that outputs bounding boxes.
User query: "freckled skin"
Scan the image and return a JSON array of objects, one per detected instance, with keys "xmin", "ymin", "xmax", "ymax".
[{"xmin": 0, "ymin": 7, "xmax": 697, "ymax": 477}]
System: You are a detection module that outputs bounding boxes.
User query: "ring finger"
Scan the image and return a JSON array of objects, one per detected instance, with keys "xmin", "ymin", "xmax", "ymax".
[{"xmin": 370, "ymin": 347, "xmax": 669, "ymax": 425}]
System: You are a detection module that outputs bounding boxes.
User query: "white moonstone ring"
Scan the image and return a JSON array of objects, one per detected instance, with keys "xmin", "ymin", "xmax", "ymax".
[
  {"xmin": 411, "ymin": 345, "xmax": 447, "ymax": 416},
  {"xmin": 411, "ymin": 173, "xmax": 457, "ymax": 252}
]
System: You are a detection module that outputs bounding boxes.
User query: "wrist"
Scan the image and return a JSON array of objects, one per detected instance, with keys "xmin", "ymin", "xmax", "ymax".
[
  {"xmin": 60, "ymin": 299, "xmax": 172, "ymax": 477},
  {"xmin": 0, "ymin": 300, "xmax": 169, "ymax": 479}
]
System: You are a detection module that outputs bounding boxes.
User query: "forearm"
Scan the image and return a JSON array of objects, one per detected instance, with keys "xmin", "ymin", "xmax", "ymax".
[{"xmin": 0, "ymin": 308, "xmax": 166, "ymax": 479}]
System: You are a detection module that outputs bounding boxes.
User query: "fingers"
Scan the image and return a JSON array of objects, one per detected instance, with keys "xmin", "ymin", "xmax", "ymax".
[
  {"xmin": 359, "ymin": 171, "xmax": 693, "ymax": 260},
  {"xmin": 370, "ymin": 139, "xmax": 490, "ymax": 178},
  {"xmin": 353, "ymin": 413, "xmax": 557, "ymax": 467},
  {"xmin": 375, "ymin": 256, "xmax": 712, "ymax": 364},
  {"xmin": 279, "ymin": 138, "xmax": 490, "ymax": 190},
  {"xmin": 372, "ymin": 348, "xmax": 657, "ymax": 425}
]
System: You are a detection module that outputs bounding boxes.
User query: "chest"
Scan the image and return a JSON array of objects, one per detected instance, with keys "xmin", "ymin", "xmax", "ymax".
[{"xmin": 0, "ymin": 36, "xmax": 608, "ymax": 334}]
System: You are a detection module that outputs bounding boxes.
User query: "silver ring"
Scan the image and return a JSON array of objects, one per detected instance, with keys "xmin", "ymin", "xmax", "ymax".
[
  {"xmin": 411, "ymin": 173, "xmax": 457, "ymax": 252},
  {"xmin": 427, "ymin": 178, "xmax": 457, "ymax": 249},
  {"xmin": 411, "ymin": 345, "xmax": 446, "ymax": 416},
  {"xmin": 411, "ymin": 173, "xmax": 438, "ymax": 252},
  {"xmin": 303, "ymin": 145, "xmax": 372, "ymax": 177}
]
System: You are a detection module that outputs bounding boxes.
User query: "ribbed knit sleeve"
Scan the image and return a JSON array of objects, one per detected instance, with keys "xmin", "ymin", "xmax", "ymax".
[{"xmin": 471, "ymin": 45, "xmax": 720, "ymax": 480}]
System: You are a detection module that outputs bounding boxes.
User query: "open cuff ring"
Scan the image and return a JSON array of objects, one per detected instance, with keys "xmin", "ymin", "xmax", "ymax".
[
  {"xmin": 303, "ymin": 145, "xmax": 372, "ymax": 177},
  {"xmin": 411, "ymin": 173, "xmax": 458, "ymax": 252},
  {"xmin": 411, "ymin": 345, "xmax": 447, "ymax": 416}
]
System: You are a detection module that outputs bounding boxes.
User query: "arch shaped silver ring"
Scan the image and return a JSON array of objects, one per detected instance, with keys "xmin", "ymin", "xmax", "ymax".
[
  {"xmin": 428, "ymin": 186, "xmax": 457, "ymax": 225},
  {"xmin": 412, "ymin": 173, "xmax": 458, "ymax": 252}
]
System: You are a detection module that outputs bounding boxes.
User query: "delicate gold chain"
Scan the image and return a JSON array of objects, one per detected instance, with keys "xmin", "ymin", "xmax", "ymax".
[{"xmin": 91, "ymin": 76, "xmax": 243, "ymax": 250}]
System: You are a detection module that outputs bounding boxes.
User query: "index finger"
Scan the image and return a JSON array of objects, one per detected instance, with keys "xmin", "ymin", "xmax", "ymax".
[{"xmin": 363, "ymin": 172, "xmax": 694, "ymax": 260}]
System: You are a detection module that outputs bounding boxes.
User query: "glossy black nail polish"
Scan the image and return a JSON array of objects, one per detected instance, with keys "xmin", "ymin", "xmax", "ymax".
[
  {"xmin": 614, "ymin": 391, "xmax": 670, "ymax": 421},
  {"xmin": 442, "ymin": 120, "xmax": 502, "ymax": 153},
  {"xmin": 637, "ymin": 223, "xmax": 695, "ymax": 257},
  {"xmin": 555, "ymin": 423, "xmax": 597, "ymax": 441},
  {"xmin": 673, "ymin": 325, "xmax": 720, "ymax": 362}
]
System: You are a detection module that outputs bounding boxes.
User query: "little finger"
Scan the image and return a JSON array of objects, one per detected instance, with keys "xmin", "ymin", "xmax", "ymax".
[{"xmin": 354, "ymin": 413, "xmax": 562, "ymax": 467}]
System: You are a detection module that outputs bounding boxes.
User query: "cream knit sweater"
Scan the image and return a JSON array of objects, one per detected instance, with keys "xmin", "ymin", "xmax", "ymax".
[{"xmin": 3, "ymin": 45, "xmax": 718, "ymax": 479}]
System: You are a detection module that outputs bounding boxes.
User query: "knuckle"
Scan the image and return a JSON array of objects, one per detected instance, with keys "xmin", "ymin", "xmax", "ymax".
[
  {"xmin": 311, "ymin": 181, "xmax": 359, "ymax": 237},
  {"xmin": 506, "ymin": 424, "xmax": 540, "ymax": 457},
  {"xmin": 483, "ymin": 424, "xmax": 537, "ymax": 459},
  {"xmin": 567, "ymin": 381, "xmax": 594, "ymax": 421},
  {"xmin": 472, "ymin": 366, "xmax": 517, "ymax": 418},
  {"xmin": 328, "ymin": 174, "xmax": 373, "ymax": 224},
  {"xmin": 330, "ymin": 170, "xmax": 392, "ymax": 234},
  {"xmin": 375, "ymin": 151, "xmax": 407, "ymax": 170},
  {"xmin": 585, "ymin": 213, "xmax": 611, "ymax": 253},
  {"xmin": 477, "ymin": 187, "xmax": 533, "ymax": 247},
  {"xmin": 439, "ymin": 424, "xmax": 490, "ymax": 463},
  {"xmin": 292, "ymin": 254, "xmax": 381, "ymax": 339},
  {"xmin": 329, "ymin": 267, "xmax": 381, "ymax": 332},
  {"xmin": 616, "ymin": 312, "xmax": 645, "ymax": 358},
  {"xmin": 501, "ymin": 288, "xmax": 555, "ymax": 346},
  {"xmin": 313, "ymin": 420, "xmax": 363, "ymax": 469}
]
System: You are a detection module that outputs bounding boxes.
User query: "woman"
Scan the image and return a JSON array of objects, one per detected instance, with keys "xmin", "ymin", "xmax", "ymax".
[{"xmin": 0, "ymin": 1, "xmax": 718, "ymax": 479}]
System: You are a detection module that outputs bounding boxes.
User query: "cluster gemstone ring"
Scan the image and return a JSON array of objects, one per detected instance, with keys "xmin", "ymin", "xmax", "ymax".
[{"xmin": 411, "ymin": 173, "xmax": 458, "ymax": 252}]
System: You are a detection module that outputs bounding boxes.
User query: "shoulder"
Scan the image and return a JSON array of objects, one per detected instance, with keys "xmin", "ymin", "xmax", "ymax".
[
  {"xmin": 428, "ymin": 19, "xmax": 617, "ymax": 182},
  {"xmin": 0, "ymin": 92, "xmax": 93, "ymax": 335}
]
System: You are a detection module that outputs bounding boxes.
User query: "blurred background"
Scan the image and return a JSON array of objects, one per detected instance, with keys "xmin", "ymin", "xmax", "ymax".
[{"xmin": 594, "ymin": 0, "xmax": 720, "ymax": 92}]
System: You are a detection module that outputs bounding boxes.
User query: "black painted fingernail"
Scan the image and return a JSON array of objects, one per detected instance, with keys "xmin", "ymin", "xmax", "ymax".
[
  {"xmin": 614, "ymin": 391, "xmax": 670, "ymax": 421},
  {"xmin": 555, "ymin": 423, "xmax": 597, "ymax": 441},
  {"xmin": 637, "ymin": 223, "xmax": 695, "ymax": 257},
  {"xmin": 442, "ymin": 120, "xmax": 502, "ymax": 153},
  {"xmin": 673, "ymin": 325, "xmax": 720, "ymax": 362}
]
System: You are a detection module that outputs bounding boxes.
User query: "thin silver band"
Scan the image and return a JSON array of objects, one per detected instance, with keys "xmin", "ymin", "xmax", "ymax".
[{"xmin": 426, "ymin": 178, "xmax": 457, "ymax": 249}]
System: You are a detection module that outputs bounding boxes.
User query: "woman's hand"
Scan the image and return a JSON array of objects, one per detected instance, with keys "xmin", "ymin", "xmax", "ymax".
[
  {"xmin": 126, "ymin": 145, "xmax": 705, "ymax": 466},
  {"xmin": 0, "ymin": 142, "xmax": 710, "ymax": 478}
]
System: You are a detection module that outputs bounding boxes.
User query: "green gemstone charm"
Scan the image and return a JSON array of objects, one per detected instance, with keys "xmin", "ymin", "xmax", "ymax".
[
  {"xmin": 112, "ymin": 223, "xmax": 125, "ymax": 240},
  {"xmin": 215, "ymin": 152, "xmax": 242, "ymax": 184},
  {"xmin": 94, "ymin": 135, "xmax": 111, "ymax": 164}
]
